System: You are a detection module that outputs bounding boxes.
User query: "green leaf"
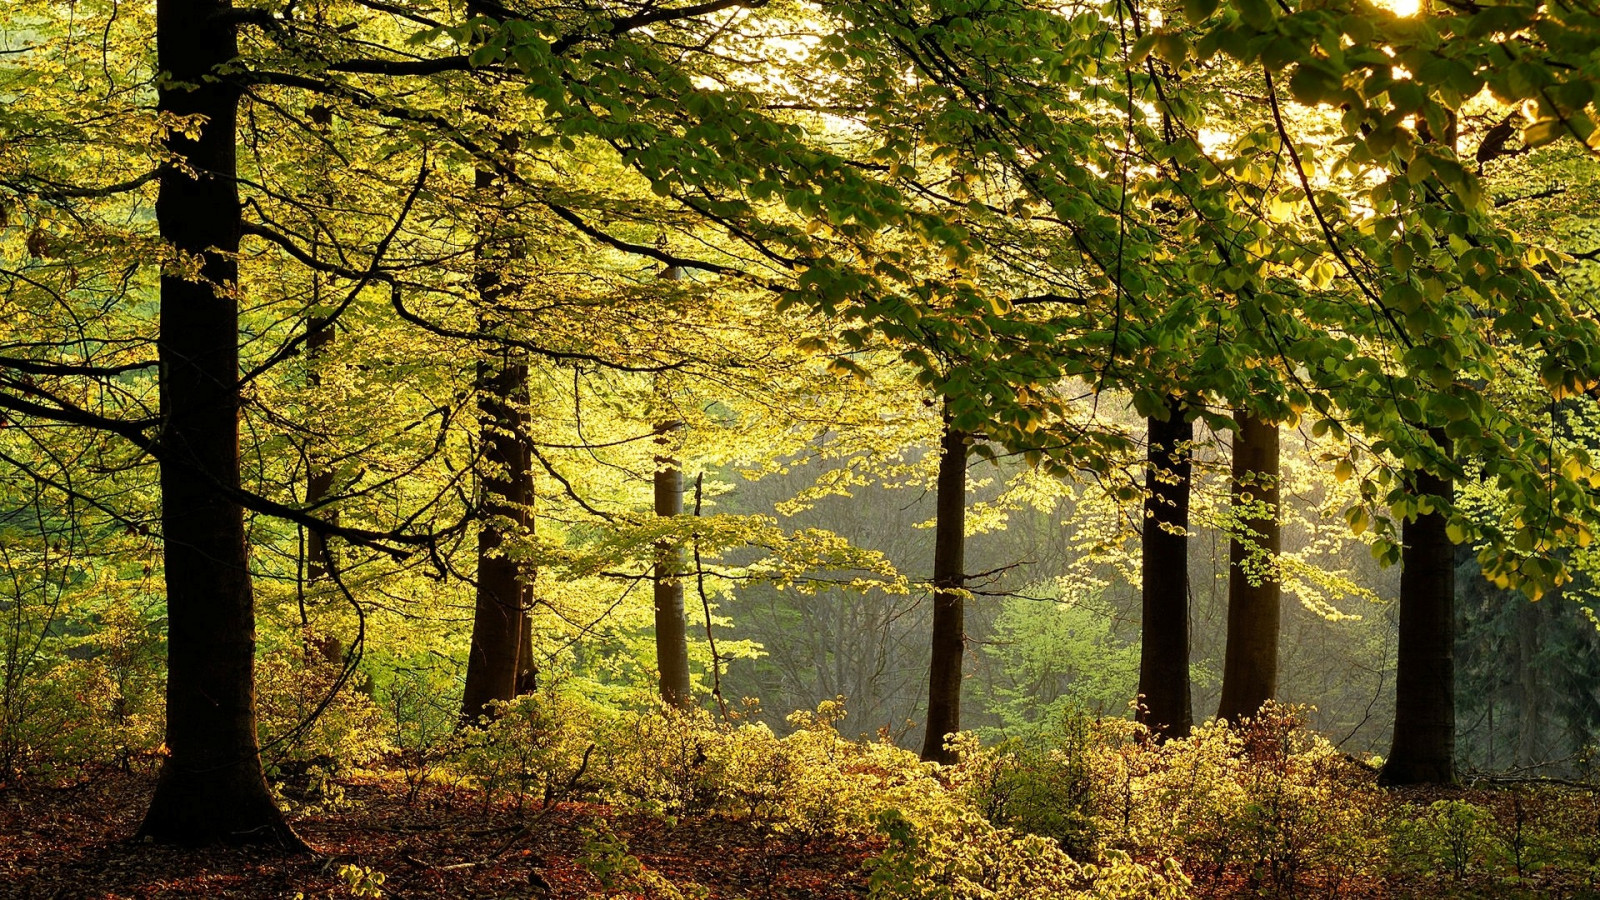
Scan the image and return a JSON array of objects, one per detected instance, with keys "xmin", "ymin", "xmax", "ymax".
[{"xmin": 1183, "ymin": 0, "xmax": 1220, "ymax": 24}]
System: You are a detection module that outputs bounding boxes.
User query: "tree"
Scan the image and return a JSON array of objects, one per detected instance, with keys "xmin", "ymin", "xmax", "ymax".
[
  {"xmin": 653, "ymin": 418, "xmax": 693, "ymax": 709},
  {"xmin": 921, "ymin": 407, "xmax": 968, "ymax": 764},
  {"xmin": 461, "ymin": 167, "xmax": 537, "ymax": 724},
  {"xmin": 1381, "ymin": 430, "xmax": 1456, "ymax": 785},
  {"xmin": 1137, "ymin": 395, "xmax": 1194, "ymax": 739},
  {"xmin": 136, "ymin": 0, "xmax": 301, "ymax": 847},
  {"xmin": 1216, "ymin": 410, "xmax": 1282, "ymax": 723}
]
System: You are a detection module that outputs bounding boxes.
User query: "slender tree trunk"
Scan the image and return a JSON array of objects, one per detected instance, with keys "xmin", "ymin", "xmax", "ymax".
[
  {"xmin": 305, "ymin": 314, "xmax": 335, "ymax": 586},
  {"xmin": 921, "ymin": 410, "xmax": 967, "ymax": 764},
  {"xmin": 1137, "ymin": 396, "xmax": 1193, "ymax": 739},
  {"xmin": 302, "ymin": 314, "xmax": 344, "ymax": 666},
  {"xmin": 137, "ymin": 0, "xmax": 301, "ymax": 848},
  {"xmin": 516, "ymin": 594, "xmax": 538, "ymax": 696},
  {"xmin": 652, "ymin": 267, "xmax": 692, "ymax": 709},
  {"xmin": 460, "ymin": 166, "xmax": 534, "ymax": 723},
  {"xmin": 1217, "ymin": 410, "xmax": 1281, "ymax": 723},
  {"xmin": 1382, "ymin": 432, "xmax": 1456, "ymax": 785},
  {"xmin": 654, "ymin": 421, "xmax": 692, "ymax": 708},
  {"xmin": 1515, "ymin": 598, "xmax": 1540, "ymax": 768}
]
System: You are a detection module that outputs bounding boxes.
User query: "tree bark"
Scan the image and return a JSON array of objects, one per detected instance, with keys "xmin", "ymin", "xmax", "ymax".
[
  {"xmin": 305, "ymin": 314, "xmax": 335, "ymax": 587},
  {"xmin": 1217, "ymin": 410, "xmax": 1281, "ymax": 723},
  {"xmin": 460, "ymin": 164, "xmax": 534, "ymax": 724},
  {"xmin": 516, "ymin": 596, "xmax": 538, "ymax": 697},
  {"xmin": 921, "ymin": 410, "xmax": 967, "ymax": 764},
  {"xmin": 1137, "ymin": 396, "xmax": 1193, "ymax": 739},
  {"xmin": 1381, "ymin": 432, "xmax": 1456, "ymax": 785},
  {"xmin": 653, "ymin": 422, "xmax": 692, "ymax": 709},
  {"xmin": 302, "ymin": 314, "xmax": 344, "ymax": 666},
  {"xmin": 460, "ymin": 350, "xmax": 532, "ymax": 724},
  {"xmin": 137, "ymin": 0, "xmax": 302, "ymax": 848}
]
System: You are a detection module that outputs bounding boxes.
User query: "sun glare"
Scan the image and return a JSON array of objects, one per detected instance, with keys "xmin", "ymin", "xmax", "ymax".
[{"xmin": 1380, "ymin": 0, "xmax": 1421, "ymax": 17}]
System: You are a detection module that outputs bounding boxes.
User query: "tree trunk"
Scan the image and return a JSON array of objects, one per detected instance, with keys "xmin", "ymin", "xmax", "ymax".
[
  {"xmin": 303, "ymin": 314, "xmax": 343, "ymax": 666},
  {"xmin": 921, "ymin": 410, "xmax": 967, "ymax": 764},
  {"xmin": 137, "ymin": 0, "xmax": 302, "ymax": 848},
  {"xmin": 516, "ymin": 598, "xmax": 538, "ymax": 697},
  {"xmin": 653, "ymin": 422, "xmax": 692, "ymax": 709},
  {"xmin": 305, "ymin": 314, "xmax": 335, "ymax": 586},
  {"xmin": 1137, "ymin": 396, "xmax": 1193, "ymax": 739},
  {"xmin": 1217, "ymin": 410, "xmax": 1281, "ymax": 723},
  {"xmin": 652, "ymin": 266, "xmax": 692, "ymax": 710},
  {"xmin": 460, "ymin": 164, "xmax": 533, "ymax": 724},
  {"xmin": 1515, "ymin": 596, "xmax": 1540, "ymax": 768},
  {"xmin": 1382, "ymin": 432, "xmax": 1456, "ymax": 785},
  {"xmin": 460, "ymin": 350, "xmax": 532, "ymax": 723}
]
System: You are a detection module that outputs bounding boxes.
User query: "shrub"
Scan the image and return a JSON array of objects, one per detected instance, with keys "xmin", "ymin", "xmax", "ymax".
[
  {"xmin": 1088, "ymin": 703, "xmax": 1385, "ymax": 896},
  {"xmin": 0, "ymin": 589, "xmax": 163, "ymax": 783},
  {"xmin": 959, "ymin": 712, "xmax": 1097, "ymax": 856},
  {"xmin": 453, "ymin": 687, "xmax": 598, "ymax": 811},
  {"xmin": 256, "ymin": 638, "xmax": 388, "ymax": 785},
  {"xmin": 866, "ymin": 807, "xmax": 1189, "ymax": 900}
]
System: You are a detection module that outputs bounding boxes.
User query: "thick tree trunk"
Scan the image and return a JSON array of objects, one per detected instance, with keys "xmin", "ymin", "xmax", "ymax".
[
  {"xmin": 921, "ymin": 411, "xmax": 967, "ymax": 764},
  {"xmin": 653, "ymin": 422, "xmax": 692, "ymax": 709},
  {"xmin": 460, "ymin": 163, "xmax": 534, "ymax": 723},
  {"xmin": 1382, "ymin": 433, "xmax": 1456, "ymax": 785},
  {"xmin": 460, "ymin": 351, "xmax": 532, "ymax": 723},
  {"xmin": 137, "ymin": 0, "xmax": 301, "ymax": 848},
  {"xmin": 1217, "ymin": 410, "xmax": 1281, "ymax": 723},
  {"xmin": 1137, "ymin": 396, "xmax": 1193, "ymax": 739}
]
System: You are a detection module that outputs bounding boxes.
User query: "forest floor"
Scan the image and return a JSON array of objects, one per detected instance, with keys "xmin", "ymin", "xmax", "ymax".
[
  {"xmin": 0, "ymin": 771, "xmax": 877, "ymax": 899},
  {"xmin": 3, "ymin": 771, "xmax": 1596, "ymax": 899}
]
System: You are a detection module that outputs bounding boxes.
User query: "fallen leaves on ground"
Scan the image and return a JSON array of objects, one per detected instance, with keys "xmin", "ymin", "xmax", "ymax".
[{"xmin": 0, "ymin": 771, "xmax": 877, "ymax": 900}]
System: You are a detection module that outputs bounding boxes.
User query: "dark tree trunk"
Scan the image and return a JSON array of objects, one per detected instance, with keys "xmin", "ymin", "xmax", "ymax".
[
  {"xmin": 1515, "ymin": 597, "xmax": 1540, "ymax": 768},
  {"xmin": 653, "ymin": 422, "xmax": 692, "ymax": 709},
  {"xmin": 516, "ymin": 598, "xmax": 537, "ymax": 697},
  {"xmin": 1217, "ymin": 410, "xmax": 1281, "ymax": 723},
  {"xmin": 1137, "ymin": 396, "xmax": 1193, "ymax": 739},
  {"xmin": 460, "ymin": 164, "xmax": 534, "ymax": 723},
  {"xmin": 460, "ymin": 350, "xmax": 532, "ymax": 724},
  {"xmin": 1382, "ymin": 433, "xmax": 1456, "ymax": 785},
  {"xmin": 305, "ymin": 314, "xmax": 335, "ymax": 586},
  {"xmin": 921, "ymin": 411, "xmax": 967, "ymax": 764},
  {"xmin": 137, "ymin": 0, "xmax": 301, "ymax": 848}
]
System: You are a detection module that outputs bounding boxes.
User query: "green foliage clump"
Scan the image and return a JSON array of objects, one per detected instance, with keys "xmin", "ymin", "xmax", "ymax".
[
  {"xmin": 865, "ymin": 805, "xmax": 1188, "ymax": 900},
  {"xmin": 577, "ymin": 820, "xmax": 710, "ymax": 899},
  {"xmin": 1089, "ymin": 703, "xmax": 1386, "ymax": 896},
  {"xmin": 0, "ymin": 585, "xmax": 164, "ymax": 783},
  {"xmin": 454, "ymin": 688, "xmax": 598, "ymax": 811},
  {"xmin": 1386, "ymin": 777, "xmax": 1600, "ymax": 895},
  {"xmin": 256, "ymin": 640, "xmax": 388, "ymax": 783},
  {"xmin": 958, "ymin": 714, "xmax": 1098, "ymax": 857}
]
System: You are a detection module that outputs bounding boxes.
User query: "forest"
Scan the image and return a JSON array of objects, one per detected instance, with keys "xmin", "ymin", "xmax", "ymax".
[{"xmin": 4, "ymin": 0, "xmax": 1600, "ymax": 896}]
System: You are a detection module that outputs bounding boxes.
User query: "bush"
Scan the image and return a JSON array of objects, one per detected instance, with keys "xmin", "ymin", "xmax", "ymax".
[
  {"xmin": 866, "ymin": 807, "xmax": 1189, "ymax": 900},
  {"xmin": 960, "ymin": 712, "xmax": 1097, "ymax": 856},
  {"xmin": 1088, "ymin": 703, "xmax": 1385, "ymax": 896},
  {"xmin": 453, "ymin": 687, "xmax": 598, "ymax": 811},
  {"xmin": 256, "ymin": 637, "xmax": 388, "ymax": 787},
  {"xmin": 0, "ymin": 589, "xmax": 163, "ymax": 783}
]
